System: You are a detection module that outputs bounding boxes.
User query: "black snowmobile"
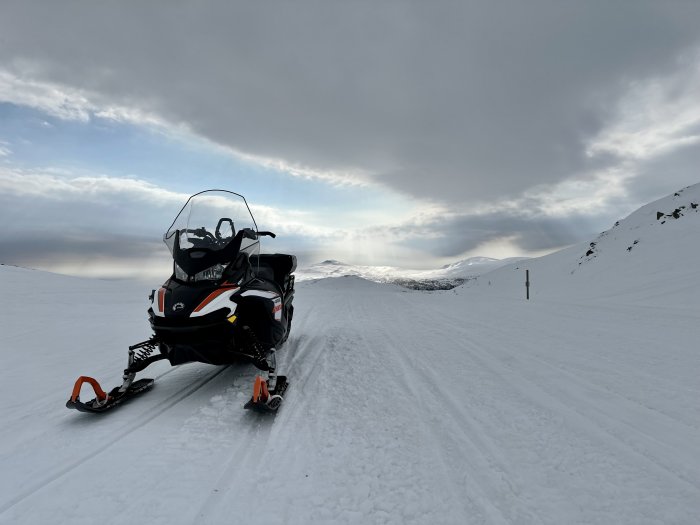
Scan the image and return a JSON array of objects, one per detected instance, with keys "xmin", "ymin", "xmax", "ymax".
[{"xmin": 67, "ymin": 190, "xmax": 296, "ymax": 413}]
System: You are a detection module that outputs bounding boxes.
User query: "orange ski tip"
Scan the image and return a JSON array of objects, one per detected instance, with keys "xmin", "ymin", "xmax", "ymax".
[
  {"xmin": 70, "ymin": 376, "xmax": 108, "ymax": 403},
  {"xmin": 252, "ymin": 376, "xmax": 269, "ymax": 403}
]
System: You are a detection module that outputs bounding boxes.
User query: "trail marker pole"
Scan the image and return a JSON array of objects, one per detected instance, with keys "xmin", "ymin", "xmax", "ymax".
[{"xmin": 526, "ymin": 269, "xmax": 530, "ymax": 300}]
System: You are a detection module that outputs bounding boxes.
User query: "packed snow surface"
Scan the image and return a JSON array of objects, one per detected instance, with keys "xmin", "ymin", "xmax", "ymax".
[{"xmin": 2, "ymin": 184, "xmax": 700, "ymax": 524}]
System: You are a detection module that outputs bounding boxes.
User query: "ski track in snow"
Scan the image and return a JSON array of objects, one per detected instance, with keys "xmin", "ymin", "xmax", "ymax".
[{"xmin": 0, "ymin": 364, "xmax": 232, "ymax": 516}]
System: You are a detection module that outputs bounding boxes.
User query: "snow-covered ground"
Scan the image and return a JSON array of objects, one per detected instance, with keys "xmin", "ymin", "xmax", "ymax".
[{"xmin": 1, "ymin": 185, "xmax": 700, "ymax": 524}]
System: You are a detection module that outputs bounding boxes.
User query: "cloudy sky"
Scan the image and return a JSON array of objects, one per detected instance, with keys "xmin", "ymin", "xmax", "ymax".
[{"xmin": 1, "ymin": 1, "xmax": 700, "ymax": 279}]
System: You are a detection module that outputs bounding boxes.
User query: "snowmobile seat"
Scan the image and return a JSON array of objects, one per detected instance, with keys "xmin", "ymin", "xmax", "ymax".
[{"xmin": 251, "ymin": 254, "xmax": 296, "ymax": 291}]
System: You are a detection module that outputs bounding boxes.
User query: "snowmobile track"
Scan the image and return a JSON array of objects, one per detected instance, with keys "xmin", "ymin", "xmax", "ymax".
[{"xmin": 0, "ymin": 365, "xmax": 230, "ymax": 517}]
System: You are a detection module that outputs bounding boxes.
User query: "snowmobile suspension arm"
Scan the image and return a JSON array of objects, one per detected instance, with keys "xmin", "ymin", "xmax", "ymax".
[
  {"xmin": 126, "ymin": 338, "xmax": 166, "ymax": 374},
  {"xmin": 126, "ymin": 352, "xmax": 167, "ymax": 374}
]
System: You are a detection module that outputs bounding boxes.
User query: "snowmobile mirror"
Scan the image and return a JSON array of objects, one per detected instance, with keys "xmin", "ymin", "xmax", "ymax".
[{"xmin": 215, "ymin": 218, "xmax": 235, "ymax": 240}]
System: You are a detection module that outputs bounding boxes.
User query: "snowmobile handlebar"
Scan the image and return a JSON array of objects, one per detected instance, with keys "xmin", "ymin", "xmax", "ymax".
[
  {"xmin": 241, "ymin": 228, "xmax": 257, "ymax": 239},
  {"xmin": 240, "ymin": 229, "xmax": 276, "ymax": 239},
  {"xmin": 185, "ymin": 228, "xmax": 217, "ymax": 242}
]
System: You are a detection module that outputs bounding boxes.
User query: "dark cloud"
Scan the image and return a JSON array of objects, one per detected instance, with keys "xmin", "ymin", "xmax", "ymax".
[
  {"xmin": 393, "ymin": 210, "xmax": 605, "ymax": 258},
  {"xmin": 627, "ymin": 143, "xmax": 700, "ymax": 205},
  {"xmin": 0, "ymin": 233, "xmax": 162, "ymax": 261},
  {"xmin": 1, "ymin": 1, "xmax": 699, "ymax": 205},
  {"xmin": 0, "ymin": 187, "xmax": 172, "ymax": 239},
  {"xmin": 0, "ymin": 232, "xmax": 170, "ymax": 277},
  {"xmin": 0, "ymin": 183, "xmax": 172, "ymax": 275}
]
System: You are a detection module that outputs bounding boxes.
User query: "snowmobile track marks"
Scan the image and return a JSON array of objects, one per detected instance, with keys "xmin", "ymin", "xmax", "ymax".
[
  {"xmin": 0, "ymin": 365, "xmax": 230, "ymax": 517},
  {"xmin": 192, "ymin": 388, "xmax": 281, "ymax": 523},
  {"xmin": 447, "ymin": 312, "xmax": 700, "ymax": 493},
  {"xmin": 442, "ymin": 312, "xmax": 700, "ymax": 501}
]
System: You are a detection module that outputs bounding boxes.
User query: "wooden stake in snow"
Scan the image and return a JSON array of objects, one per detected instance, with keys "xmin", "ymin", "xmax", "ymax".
[{"xmin": 526, "ymin": 269, "xmax": 530, "ymax": 300}]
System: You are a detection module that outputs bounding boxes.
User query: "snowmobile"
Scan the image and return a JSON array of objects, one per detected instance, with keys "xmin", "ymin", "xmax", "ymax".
[{"xmin": 67, "ymin": 190, "xmax": 296, "ymax": 413}]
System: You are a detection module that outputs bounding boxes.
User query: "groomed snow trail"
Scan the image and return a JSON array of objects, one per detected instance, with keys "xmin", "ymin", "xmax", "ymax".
[{"xmin": 1, "ymin": 267, "xmax": 699, "ymax": 524}]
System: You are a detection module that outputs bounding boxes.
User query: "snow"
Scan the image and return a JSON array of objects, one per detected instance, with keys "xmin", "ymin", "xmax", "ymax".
[{"xmin": 2, "ymin": 184, "xmax": 700, "ymax": 524}]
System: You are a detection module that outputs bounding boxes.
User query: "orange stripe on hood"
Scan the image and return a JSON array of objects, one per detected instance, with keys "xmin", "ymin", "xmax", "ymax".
[
  {"xmin": 193, "ymin": 287, "xmax": 235, "ymax": 313},
  {"xmin": 157, "ymin": 288, "xmax": 165, "ymax": 312}
]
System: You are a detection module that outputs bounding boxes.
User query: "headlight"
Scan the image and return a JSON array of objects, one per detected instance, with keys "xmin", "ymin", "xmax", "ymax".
[
  {"xmin": 194, "ymin": 263, "xmax": 227, "ymax": 281},
  {"xmin": 174, "ymin": 262, "xmax": 227, "ymax": 282}
]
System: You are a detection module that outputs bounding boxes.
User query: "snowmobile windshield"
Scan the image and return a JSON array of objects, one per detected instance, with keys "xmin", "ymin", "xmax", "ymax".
[{"xmin": 163, "ymin": 190, "xmax": 260, "ymax": 281}]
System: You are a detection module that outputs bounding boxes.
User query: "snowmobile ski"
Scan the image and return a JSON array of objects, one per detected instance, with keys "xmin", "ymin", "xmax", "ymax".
[
  {"xmin": 66, "ymin": 376, "xmax": 155, "ymax": 413},
  {"xmin": 244, "ymin": 375, "xmax": 289, "ymax": 412}
]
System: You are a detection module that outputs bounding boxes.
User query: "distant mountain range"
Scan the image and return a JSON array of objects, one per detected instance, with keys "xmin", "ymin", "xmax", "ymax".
[
  {"xmin": 297, "ymin": 256, "xmax": 527, "ymax": 290},
  {"xmin": 298, "ymin": 182, "xmax": 700, "ymax": 295}
]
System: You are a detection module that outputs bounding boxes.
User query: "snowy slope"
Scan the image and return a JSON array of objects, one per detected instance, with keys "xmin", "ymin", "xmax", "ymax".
[
  {"xmin": 1, "ymin": 185, "xmax": 700, "ymax": 524},
  {"xmin": 470, "ymin": 183, "xmax": 700, "ymax": 306}
]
